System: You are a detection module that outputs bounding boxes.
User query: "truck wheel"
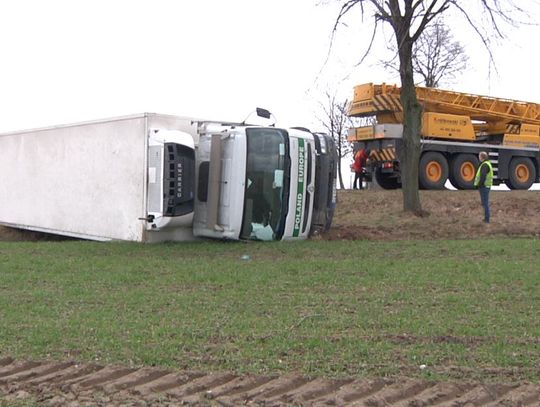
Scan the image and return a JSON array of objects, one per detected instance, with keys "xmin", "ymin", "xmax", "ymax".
[
  {"xmin": 507, "ymin": 157, "xmax": 536, "ymax": 190},
  {"xmin": 449, "ymin": 154, "xmax": 479, "ymax": 190},
  {"xmin": 419, "ymin": 152, "xmax": 448, "ymax": 189},
  {"xmin": 374, "ymin": 168, "xmax": 401, "ymax": 189}
]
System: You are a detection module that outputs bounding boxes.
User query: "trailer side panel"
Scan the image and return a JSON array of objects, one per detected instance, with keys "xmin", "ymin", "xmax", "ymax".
[{"xmin": 0, "ymin": 117, "xmax": 147, "ymax": 241}]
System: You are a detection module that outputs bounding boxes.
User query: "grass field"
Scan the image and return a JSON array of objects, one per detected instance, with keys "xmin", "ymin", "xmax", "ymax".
[{"xmin": 1, "ymin": 238, "xmax": 539, "ymax": 382}]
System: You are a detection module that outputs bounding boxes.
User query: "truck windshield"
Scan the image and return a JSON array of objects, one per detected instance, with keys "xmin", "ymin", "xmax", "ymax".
[{"xmin": 240, "ymin": 128, "xmax": 290, "ymax": 241}]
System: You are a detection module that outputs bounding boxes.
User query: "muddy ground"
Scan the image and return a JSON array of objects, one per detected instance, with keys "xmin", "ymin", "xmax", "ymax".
[
  {"xmin": 3, "ymin": 189, "xmax": 539, "ymax": 243},
  {"xmin": 1, "ymin": 357, "xmax": 540, "ymax": 406},
  {"xmin": 1, "ymin": 190, "xmax": 539, "ymax": 406},
  {"xmin": 324, "ymin": 189, "xmax": 540, "ymax": 241}
]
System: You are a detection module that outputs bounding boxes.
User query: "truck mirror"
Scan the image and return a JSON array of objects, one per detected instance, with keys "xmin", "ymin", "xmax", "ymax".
[{"xmin": 256, "ymin": 107, "xmax": 272, "ymax": 119}]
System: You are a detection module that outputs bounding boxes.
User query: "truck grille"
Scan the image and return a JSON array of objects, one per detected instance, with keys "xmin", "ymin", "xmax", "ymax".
[{"xmin": 163, "ymin": 143, "xmax": 195, "ymax": 216}]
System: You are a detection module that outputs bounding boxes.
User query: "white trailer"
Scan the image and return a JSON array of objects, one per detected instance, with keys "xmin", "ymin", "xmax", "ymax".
[
  {"xmin": 0, "ymin": 114, "xmax": 197, "ymax": 242},
  {"xmin": 0, "ymin": 113, "xmax": 337, "ymax": 242}
]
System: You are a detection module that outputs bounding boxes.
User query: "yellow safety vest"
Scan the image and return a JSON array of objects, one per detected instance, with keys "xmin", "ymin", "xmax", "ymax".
[{"xmin": 474, "ymin": 160, "xmax": 493, "ymax": 187}]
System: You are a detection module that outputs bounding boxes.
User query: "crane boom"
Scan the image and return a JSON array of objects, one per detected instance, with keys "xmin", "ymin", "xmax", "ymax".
[{"xmin": 349, "ymin": 83, "xmax": 540, "ymax": 126}]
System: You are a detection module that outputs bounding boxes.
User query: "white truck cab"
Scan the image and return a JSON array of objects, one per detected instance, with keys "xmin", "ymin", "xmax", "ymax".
[{"xmin": 192, "ymin": 123, "xmax": 324, "ymax": 241}]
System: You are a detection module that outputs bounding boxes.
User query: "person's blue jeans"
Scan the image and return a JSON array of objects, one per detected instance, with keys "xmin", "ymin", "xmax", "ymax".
[{"xmin": 479, "ymin": 186, "xmax": 491, "ymax": 223}]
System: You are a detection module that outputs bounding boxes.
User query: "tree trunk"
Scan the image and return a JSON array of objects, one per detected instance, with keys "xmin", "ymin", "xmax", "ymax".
[
  {"xmin": 337, "ymin": 159, "xmax": 345, "ymax": 189},
  {"xmin": 398, "ymin": 39, "xmax": 423, "ymax": 214}
]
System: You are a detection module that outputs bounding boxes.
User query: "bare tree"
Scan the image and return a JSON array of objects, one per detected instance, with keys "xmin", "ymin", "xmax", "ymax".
[
  {"xmin": 382, "ymin": 19, "xmax": 468, "ymax": 88},
  {"xmin": 318, "ymin": 92, "xmax": 355, "ymax": 189},
  {"xmin": 333, "ymin": 0, "xmax": 531, "ymax": 214}
]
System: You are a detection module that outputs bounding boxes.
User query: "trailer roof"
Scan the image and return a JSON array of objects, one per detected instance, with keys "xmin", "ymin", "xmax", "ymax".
[{"xmin": 0, "ymin": 113, "xmax": 201, "ymax": 137}]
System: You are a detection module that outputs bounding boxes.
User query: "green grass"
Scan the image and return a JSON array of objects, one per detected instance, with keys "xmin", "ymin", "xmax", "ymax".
[
  {"xmin": 0, "ymin": 400, "xmax": 39, "ymax": 407},
  {"xmin": 0, "ymin": 238, "xmax": 539, "ymax": 381}
]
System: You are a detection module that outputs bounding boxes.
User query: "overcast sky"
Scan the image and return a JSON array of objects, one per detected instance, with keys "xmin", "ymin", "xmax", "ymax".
[{"xmin": 1, "ymin": 0, "xmax": 539, "ymax": 134}]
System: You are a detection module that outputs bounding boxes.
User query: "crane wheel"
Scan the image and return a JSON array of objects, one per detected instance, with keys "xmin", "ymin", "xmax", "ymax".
[
  {"xmin": 449, "ymin": 154, "xmax": 479, "ymax": 190},
  {"xmin": 419, "ymin": 152, "xmax": 448, "ymax": 189},
  {"xmin": 507, "ymin": 157, "xmax": 536, "ymax": 190},
  {"xmin": 374, "ymin": 168, "xmax": 401, "ymax": 189}
]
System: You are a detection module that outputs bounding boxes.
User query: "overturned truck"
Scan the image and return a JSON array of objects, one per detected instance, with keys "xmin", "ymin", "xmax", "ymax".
[{"xmin": 0, "ymin": 113, "xmax": 337, "ymax": 242}]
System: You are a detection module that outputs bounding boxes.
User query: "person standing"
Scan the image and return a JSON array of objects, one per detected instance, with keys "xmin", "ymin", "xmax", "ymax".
[
  {"xmin": 351, "ymin": 148, "xmax": 368, "ymax": 190},
  {"xmin": 474, "ymin": 151, "xmax": 494, "ymax": 223}
]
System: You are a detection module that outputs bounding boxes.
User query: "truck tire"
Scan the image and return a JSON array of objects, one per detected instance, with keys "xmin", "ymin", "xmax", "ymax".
[
  {"xmin": 507, "ymin": 157, "xmax": 536, "ymax": 190},
  {"xmin": 419, "ymin": 152, "xmax": 448, "ymax": 189},
  {"xmin": 374, "ymin": 168, "xmax": 401, "ymax": 189},
  {"xmin": 449, "ymin": 154, "xmax": 479, "ymax": 190}
]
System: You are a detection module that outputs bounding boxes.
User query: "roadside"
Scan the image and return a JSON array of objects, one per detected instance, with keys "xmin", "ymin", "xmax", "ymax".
[
  {"xmin": 2, "ymin": 190, "xmax": 539, "ymax": 405},
  {"xmin": 2, "ymin": 190, "xmax": 539, "ymax": 242},
  {"xmin": 324, "ymin": 189, "xmax": 540, "ymax": 241}
]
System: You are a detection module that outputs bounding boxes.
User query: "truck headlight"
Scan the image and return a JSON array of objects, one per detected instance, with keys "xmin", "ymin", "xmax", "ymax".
[{"xmin": 317, "ymin": 134, "xmax": 327, "ymax": 154}]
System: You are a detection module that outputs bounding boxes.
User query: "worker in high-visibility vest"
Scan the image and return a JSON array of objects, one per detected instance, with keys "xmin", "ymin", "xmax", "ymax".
[{"xmin": 474, "ymin": 151, "xmax": 494, "ymax": 223}]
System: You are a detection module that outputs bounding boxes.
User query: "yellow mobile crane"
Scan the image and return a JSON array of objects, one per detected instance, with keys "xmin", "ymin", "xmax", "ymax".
[{"xmin": 347, "ymin": 83, "xmax": 540, "ymax": 189}]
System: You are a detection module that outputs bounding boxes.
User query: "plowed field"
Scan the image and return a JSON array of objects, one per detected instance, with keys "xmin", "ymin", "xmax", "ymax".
[
  {"xmin": 1, "ymin": 190, "xmax": 539, "ymax": 406},
  {"xmin": 2, "ymin": 357, "xmax": 539, "ymax": 406}
]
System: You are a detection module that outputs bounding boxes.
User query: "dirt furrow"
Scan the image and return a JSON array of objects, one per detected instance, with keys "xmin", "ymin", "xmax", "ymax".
[
  {"xmin": 179, "ymin": 374, "xmax": 274, "ymax": 405},
  {"xmin": 1, "ymin": 359, "xmax": 540, "ymax": 406},
  {"xmin": 54, "ymin": 365, "xmax": 111, "ymax": 388},
  {"xmin": 434, "ymin": 383, "xmax": 517, "ymax": 406},
  {"xmin": 390, "ymin": 382, "xmax": 476, "ymax": 407},
  {"xmin": 0, "ymin": 361, "xmax": 76, "ymax": 386},
  {"xmin": 484, "ymin": 384, "xmax": 540, "ymax": 406},
  {"xmin": 348, "ymin": 379, "xmax": 432, "ymax": 406},
  {"xmin": 240, "ymin": 374, "xmax": 312, "ymax": 403},
  {"xmin": 276, "ymin": 377, "xmax": 356, "ymax": 405},
  {"xmin": 0, "ymin": 358, "xmax": 14, "ymax": 367},
  {"xmin": 0, "ymin": 360, "xmax": 42, "ymax": 378},
  {"xmin": 34, "ymin": 363, "xmax": 103, "ymax": 386},
  {"xmin": 163, "ymin": 371, "xmax": 237, "ymax": 398},
  {"xmin": 131, "ymin": 370, "xmax": 205, "ymax": 395},
  {"xmin": 329, "ymin": 379, "xmax": 390, "ymax": 405},
  {"xmin": 74, "ymin": 367, "xmax": 137, "ymax": 389},
  {"xmin": 99, "ymin": 367, "xmax": 171, "ymax": 393}
]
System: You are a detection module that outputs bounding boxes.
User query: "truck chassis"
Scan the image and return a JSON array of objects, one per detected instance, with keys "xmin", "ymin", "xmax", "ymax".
[{"xmin": 358, "ymin": 137, "xmax": 540, "ymax": 190}]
